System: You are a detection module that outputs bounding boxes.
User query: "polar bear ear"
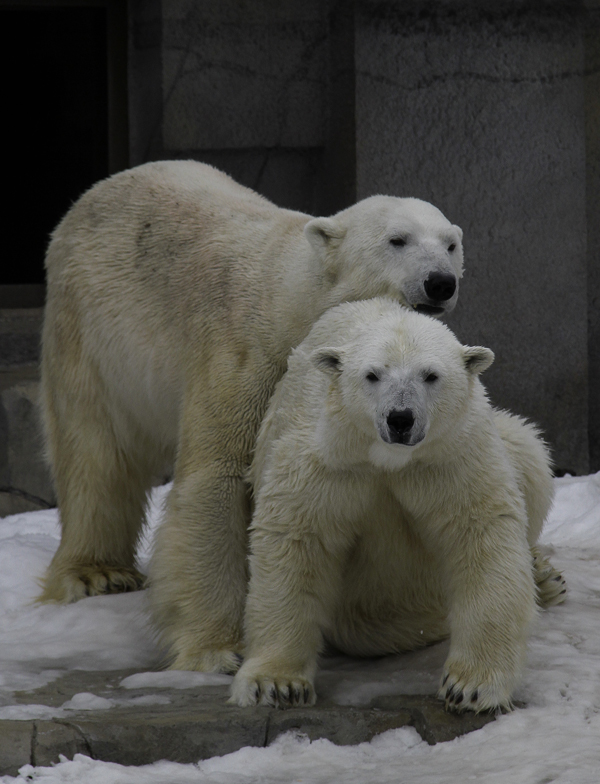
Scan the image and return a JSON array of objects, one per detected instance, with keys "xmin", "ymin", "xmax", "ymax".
[
  {"xmin": 310, "ymin": 347, "xmax": 344, "ymax": 376},
  {"xmin": 452, "ymin": 224, "xmax": 463, "ymax": 241},
  {"xmin": 463, "ymin": 346, "xmax": 494, "ymax": 375},
  {"xmin": 304, "ymin": 218, "xmax": 346, "ymax": 254}
]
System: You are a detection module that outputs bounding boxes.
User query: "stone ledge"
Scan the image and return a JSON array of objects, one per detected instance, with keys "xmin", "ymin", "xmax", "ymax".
[{"xmin": 0, "ymin": 668, "xmax": 496, "ymax": 776}]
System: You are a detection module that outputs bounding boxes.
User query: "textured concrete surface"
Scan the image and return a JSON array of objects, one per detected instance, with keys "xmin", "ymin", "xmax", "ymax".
[
  {"xmin": 585, "ymin": 7, "xmax": 600, "ymax": 470},
  {"xmin": 161, "ymin": 1, "xmax": 327, "ymax": 151},
  {"xmin": 0, "ymin": 309, "xmax": 42, "ymax": 368},
  {"xmin": 0, "ymin": 664, "xmax": 496, "ymax": 776},
  {"xmin": 0, "ymin": 380, "xmax": 55, "ymax": 510},
  {"xmin": 354, "ymin": 1, "xmax": 590, "ymax": 475}
]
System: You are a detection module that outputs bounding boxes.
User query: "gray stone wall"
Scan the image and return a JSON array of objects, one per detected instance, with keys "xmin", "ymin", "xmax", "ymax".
[
  {"xmin": 128, "ymin": 0, "xmax": 599, "ymax": 475},
  {"xmin": 354, "ymin": 1, "xmax": 591, "ymax": 474},
  {"xmin": 130, "ymin": 0, "xmax": 329, "ymax": 213}
]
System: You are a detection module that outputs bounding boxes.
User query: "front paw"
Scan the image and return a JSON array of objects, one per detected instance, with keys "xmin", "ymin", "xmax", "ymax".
[
  {"xmin": 438, "ymin": 664, "xmax": 513, "ymax": 714},
  {"xmin": 230, "ymin": 664, "xmax": 316, "ymax": 709}
]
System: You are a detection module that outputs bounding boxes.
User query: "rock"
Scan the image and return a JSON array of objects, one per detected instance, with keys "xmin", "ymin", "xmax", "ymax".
[{"xmin": 0, "ymin": 666, "xmax": 497, "ymax": 775}]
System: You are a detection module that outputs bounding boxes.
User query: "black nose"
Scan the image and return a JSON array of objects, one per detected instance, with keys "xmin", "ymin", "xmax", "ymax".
[
  {"xmin": 386, "ymin": 409, "xmax": 415, "ymax": 444},
  {"xmin": 424, "ymin": 272, "xmax": 456, "ymax": 303}
]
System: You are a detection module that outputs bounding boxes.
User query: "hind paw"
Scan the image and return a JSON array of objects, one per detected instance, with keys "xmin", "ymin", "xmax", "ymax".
[
  {"xmin": 39, "ymin": 564, "xmax": 146, "ymax": 603},
  {"xmin": 532, "ymin": 547, "xmax": 566, "ymax": 608}
]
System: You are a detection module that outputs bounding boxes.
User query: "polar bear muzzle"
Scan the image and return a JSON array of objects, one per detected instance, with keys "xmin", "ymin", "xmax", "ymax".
[
  {"xmin": 414, "ymin": 271, "xmax": 458, "ymax": 316},
  {"xmin": 423, "ymin": 271, "xmax": 457, "ymax": 302},
  {"xmin": 385, "ymin": 408, "xmax": 418, "ymax": 445}
]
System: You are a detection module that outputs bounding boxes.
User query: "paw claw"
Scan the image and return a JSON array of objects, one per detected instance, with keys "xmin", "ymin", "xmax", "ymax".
[
  {"xmin": 231, "ymin": 666, "xmax": 316, "ymax": 709},
  {"xmin": 267, "ymin": 686, "xmax": 278, "ymax": 706},
  {"xmin": 439, "ymin": 667, "xmax": 511, "ymax": 714}
]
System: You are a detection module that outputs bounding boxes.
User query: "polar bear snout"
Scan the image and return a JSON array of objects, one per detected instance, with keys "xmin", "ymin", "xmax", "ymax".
[
  {"xmin": 409, "ymin": 271, "xmax": 459, "ymax": 316},
  {"xmin": 423, "ymin": 272, "xmax": 457, "ymax": 303},
  {"xmin": 385, "ymin": 408, "xmax": 418, "ymax": 445}
]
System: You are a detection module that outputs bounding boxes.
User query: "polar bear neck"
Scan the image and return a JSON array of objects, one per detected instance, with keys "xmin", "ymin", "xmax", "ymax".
[{"xmin": 267, "ymin": 257, "xmax": 335, "ymax": 361}]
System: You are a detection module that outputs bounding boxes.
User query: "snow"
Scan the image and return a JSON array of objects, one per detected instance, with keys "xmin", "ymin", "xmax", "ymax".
[
  {"xmin": 1, "ymin": 475, "xmax": 600, "ymax": 783},
  {"xmin": 119, "ymin": 672, "xmax": 232, "ymax": 690}
]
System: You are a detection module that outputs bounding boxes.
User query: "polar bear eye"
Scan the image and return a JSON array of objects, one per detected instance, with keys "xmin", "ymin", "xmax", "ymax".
[
  {"xmin": 424, "ymin": 372, "xmax": 438, "ymax": 383},
  {"xmin": 390, "ymin": 237, "xmax": 407, "ymax": 247},
  {"xmin": 448, "ymin": 243, "xmax": 456, "ymax": 252},
  {"xmin": 366, "ymin": 371, "xmax": 380, "ymax": 382}
]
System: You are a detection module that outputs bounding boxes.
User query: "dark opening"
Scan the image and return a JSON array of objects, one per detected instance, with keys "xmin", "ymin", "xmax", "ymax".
[{"xmin": 0, "ymin": 7, "xmax": 109, "ymax": 287}]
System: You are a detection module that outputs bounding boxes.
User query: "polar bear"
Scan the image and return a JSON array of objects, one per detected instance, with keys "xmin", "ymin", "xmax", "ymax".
[
  {"xmin": 39, "ymin": 160, "xmax": 465, "ymax": 674},
  {"xmin": 230, "ymin": 298, "xmax": 565, "ymax": 713}
]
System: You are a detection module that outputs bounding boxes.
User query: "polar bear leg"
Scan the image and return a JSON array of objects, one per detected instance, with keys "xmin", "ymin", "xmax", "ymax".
[
  {"xmin": 492, "ymin": 410, "xmax": 554, "ymax": 548},
  {"xmin": 39, "ymin": 332, "xmax": 150, "ymax": 603},
  {"xmin": 149, "ymin": 366, "xmax": 275, "ymax": 674},
  {"xmin": 435, "ymin": 516, "xmax": 536, "ymax": 713},
  {"xmin": 149, "ymin": 465, "xmax": 250, "ymax": 674},
  {"xmin": 230, "ymin": 521, "xmax": 344, "ymax": 708}
]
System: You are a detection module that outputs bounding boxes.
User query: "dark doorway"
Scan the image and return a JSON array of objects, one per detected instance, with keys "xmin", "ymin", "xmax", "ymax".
[{"xmin": 1, "ymin": 6, "xmax": 109, "ymax": 290}]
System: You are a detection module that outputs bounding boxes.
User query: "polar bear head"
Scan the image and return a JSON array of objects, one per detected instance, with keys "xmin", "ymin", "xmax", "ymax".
[
  {"xmin": 304, "ymin": 196, "xmax": 464, "ymax": 316},
  {"xmin": 308, "ymin": 298, "xmax": 493, "ymax": 470}
]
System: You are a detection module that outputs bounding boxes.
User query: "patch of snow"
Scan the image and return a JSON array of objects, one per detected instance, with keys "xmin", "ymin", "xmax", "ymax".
[
  {"xmin": 119, "ymin": 671, "xmax": 232, "ymax": 690},
  {"xmin": 1, "ymin": 477, "xmax": 600, "ymax": 783}
]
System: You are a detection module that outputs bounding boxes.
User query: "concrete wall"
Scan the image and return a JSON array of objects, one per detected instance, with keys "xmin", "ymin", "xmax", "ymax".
[
  {"xmin": 354, "ymin": 1, "xmax": 591, "ymax": 475},
  {"xmin": 129, "ymin": 0, "xmax": 328, "ymax": 214},
  {"xmin": 128, "ymin": 0, "xmax": 599, "ymax": 475}
]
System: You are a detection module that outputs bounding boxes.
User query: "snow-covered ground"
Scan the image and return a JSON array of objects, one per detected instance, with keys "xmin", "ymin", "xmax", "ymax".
[{"xmin": 1, "ymin": 474, "xmax": 600, "ymax": 783}]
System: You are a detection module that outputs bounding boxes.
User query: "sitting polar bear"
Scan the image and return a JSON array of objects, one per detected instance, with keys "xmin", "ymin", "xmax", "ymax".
[
  {"xmin": 231, "ymin": 298, "xmax": 565, "ymax": 713},
  {"xmin": 39, "ymin": 160, "xmax": 465, "ymax": 674}
]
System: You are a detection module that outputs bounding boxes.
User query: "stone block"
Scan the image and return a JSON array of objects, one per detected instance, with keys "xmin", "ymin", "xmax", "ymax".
[
  {"xmin": 1, "ymin": 667, "xmax": 497, "ymax": 770},
  {"xmin": 33, "ymin": 720, "xmax": 91, "ymax": 768},
  {"xmin": 0, "ymin": 309, "xmax": 42, "ymax": 367},
  {"xmin": 60, "ymin": 708, "xmax": 269, "ymax": 766},
  {"xmin": 267, "ymin": 706, "xmax": 413, "ymax": 747},
  {"xmin": 0, "ymin": 380, "xmax": 55, "ymax": 513},
  {"xmin": 0, "ymin": 721, "xmax": 33, "ymax": 777},
  {"xmin": 371, "ymin": 694, "xmax": 496, "ymax": 745}
]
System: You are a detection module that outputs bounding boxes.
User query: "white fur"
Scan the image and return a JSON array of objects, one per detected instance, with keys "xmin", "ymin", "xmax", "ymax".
[
  {"xmin": 39, "ymin": 161, "xmax": 463, "ymax": 673},
  {"xmin": 231, "ymin": 298, "xmax": 560, "ymax": 713}
]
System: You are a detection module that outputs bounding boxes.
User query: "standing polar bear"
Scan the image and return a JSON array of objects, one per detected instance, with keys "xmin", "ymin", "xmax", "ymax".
[
  {"xmin": 39, "ymin": 160, "xmax": 465, "ymax": 673},
  {"xmin": 231, "ymin": 298, "xmax": 565, "ymax": 713}
]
